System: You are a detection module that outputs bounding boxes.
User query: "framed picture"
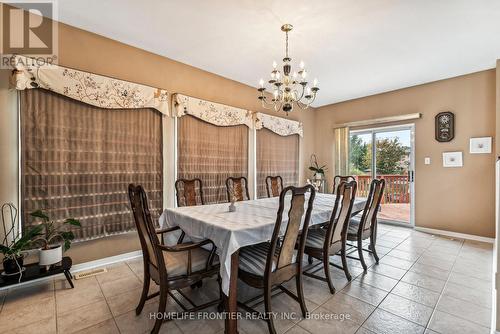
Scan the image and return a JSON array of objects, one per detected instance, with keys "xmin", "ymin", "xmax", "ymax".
[
  {"xmin": 469, "ymin": 137, "xmax": 492, "ymax": 154},
  {"xmin": 442, "ymin": 152, "xmax": 463, "ymax": 168}
]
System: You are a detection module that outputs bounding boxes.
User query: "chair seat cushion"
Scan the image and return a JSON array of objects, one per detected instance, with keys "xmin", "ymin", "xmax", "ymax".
[
  {"xmin": 164, "ymin": 246, "xmax": 218, "ymax": 278},
  {"xmin": 239, "ymin": 242, "xmax": 296, "ymax": 276},
  {"xmin": 305, "ymin": 228, "xmax": 327, "ymax": 249},
  {"xmin": 347, "ymin": 216, "xmax": 361, "ymax": 235}
]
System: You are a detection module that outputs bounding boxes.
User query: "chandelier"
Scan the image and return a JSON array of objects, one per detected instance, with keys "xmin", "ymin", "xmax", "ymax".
[{"xmin": 257, "ymin": 24, "xmax": 319, "ymax": 114}]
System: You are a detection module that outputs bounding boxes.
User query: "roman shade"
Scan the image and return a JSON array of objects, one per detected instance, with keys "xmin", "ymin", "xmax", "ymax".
[
  {"xmin": 11, "ymin": 55, "xmax": 169, "ymax": 115},
  {"xmin": 20, "ymin": 89, "xmax": 163, "ymax": 240},
  {"xmin": 177, "ymin": 115, "xmax": 248, "ymax": 204},
  {"xmin": 256, "ymin": 128, "xmax": 299, "ymax": 198}
]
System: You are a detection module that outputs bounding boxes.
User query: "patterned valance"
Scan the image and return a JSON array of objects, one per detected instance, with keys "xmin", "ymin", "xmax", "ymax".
[
  {"xmin": 173, "ymin": 93, "xmax": 254, "ymax": 128},
  {"xmin": 255, "ymin": 112, "xmax": 303, "ymax": 137},
  {"xmin": 10, "ymin": 55, "xmax": 169, "ymax": 115}
]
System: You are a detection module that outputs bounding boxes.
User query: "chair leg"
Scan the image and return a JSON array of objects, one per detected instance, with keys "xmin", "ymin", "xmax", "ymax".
[
  {"xmin": 151, "ymin": 287, "xmax": 167, "ymax": 334},
  {"xmin": 136, "ymin": 274, "xmax": 150, "ymax": 315},
  {"xmin": 357, "ymin": 239, "xmax": 367, "ymax": 271},
  {"xmin": 370, "ymin": 235, "xmax": 380, "ymax": 263},
  {"xmin": 340, "ymin": 247, "xmax": 352, "ymax": 281},
  {"xmin": 308, "ymin": 255, "xmax": 313, "ymax": 264},
  {"xmin": 296, "ymin": 271, "xmax": 308, "ymax": 317},
  {"xmin": 263, "ymin": 284, "xmax": 277, "ymax": 334},
  {"xmin": 323, "ymin": 256, "xmax": 335, "ymax": 294}
]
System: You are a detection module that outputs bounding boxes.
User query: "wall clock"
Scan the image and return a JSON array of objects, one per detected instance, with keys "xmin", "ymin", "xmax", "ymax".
[{"xmin": 435, "ymin": 112, "xmax": 455, "ymax": 142}]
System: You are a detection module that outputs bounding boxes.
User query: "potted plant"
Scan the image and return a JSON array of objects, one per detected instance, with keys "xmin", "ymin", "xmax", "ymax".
[
  {"xmin": 30, "ymin": 210, "xmax": 81, "ymax": 266},
  {"xmin": 1, "ymin": 225, "xmax": 43, "ymax": 275},
  {"xmin": 309, "ymin": 154, "xmax": 327, "ymax": 180},
  {"xmin": 1, "ymin": 203, "xmax": 43, "ymax": 275}
]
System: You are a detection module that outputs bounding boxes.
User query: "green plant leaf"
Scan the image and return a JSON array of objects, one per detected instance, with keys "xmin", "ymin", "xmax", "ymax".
[
  {"xmin": 64, "ymin": 218, "xmax": 81, "ymax": 227},
  {"xmin": 30, "ymin": 210, "xmax": 50, "ymax": 221}
]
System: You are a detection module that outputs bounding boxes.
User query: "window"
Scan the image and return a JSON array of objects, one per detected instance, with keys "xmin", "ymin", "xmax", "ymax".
[
  {"xmin": 256, "ymin": 128, "xmax": 299, "ymax": 198},
  {"xmin": 20, "ymin": 89, "xmax": 163, "ymax": 240},
  {"xmin": 177, "ymin": 115, "xmax": 248, "ymax": 204}
]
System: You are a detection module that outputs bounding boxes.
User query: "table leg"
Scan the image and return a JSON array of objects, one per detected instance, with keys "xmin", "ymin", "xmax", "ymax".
[
  {"xmin": 224, "ymin": 250, "xmax": 239, "ymax": 334},
  {"xmin": 64, "ymin": 270, "xmax": 74, "ymax": 288}
]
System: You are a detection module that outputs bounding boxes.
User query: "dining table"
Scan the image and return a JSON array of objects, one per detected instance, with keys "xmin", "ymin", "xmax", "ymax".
[{"xmin": 159, "ymin": 192, "xmax": 368, "ymax": 334}]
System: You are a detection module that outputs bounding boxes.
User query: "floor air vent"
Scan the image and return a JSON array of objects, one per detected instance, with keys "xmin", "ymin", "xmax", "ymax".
[{"xmin": 74, "ymin": 267, "xmax": 107, "ymax": 279}]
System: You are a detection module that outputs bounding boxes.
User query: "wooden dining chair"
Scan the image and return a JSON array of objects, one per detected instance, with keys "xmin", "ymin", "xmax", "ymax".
[
  {"xmin": 175, "ymin": 178, "xmax": 205, "ymax": 207},
  {"xmin": 238, "ymin": 185, "xmax": 316, "ymax": 334},
  {"xmin": 128, "ymin": 184, "xmax": 221, "ymax": 334},
  {"xmin": 265, "ymin": 175, "xmax": 283, "ymax": 198},
  {"xmin": 332, "ymin": 175, "xmax": 355, "ymax": 194},
  {"xmin": 303, "ymin": 180, "xmax": 357, "ymax": 294},
  {"xmin": 346, "ymin": 179, "xmax": 385, "ymax": 270},
  {"xmin": 225, "ymin": 176, "xmax": 250, "ymax": 202}
]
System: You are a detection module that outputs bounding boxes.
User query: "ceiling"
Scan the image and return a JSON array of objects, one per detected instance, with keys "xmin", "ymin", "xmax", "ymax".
[{"xmin": 55, "ymin": 0, "xmax": 500, "ymax": 106}]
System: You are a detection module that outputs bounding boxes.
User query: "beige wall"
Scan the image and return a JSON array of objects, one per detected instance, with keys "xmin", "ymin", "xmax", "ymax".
[
  {"xmin": 0, "ymin": 22, "xmax": 316, "ymax": 264},
  {"xmin": 0, "ymin": 18, "xmax": 497, "ymax": 264},
  {"xmin": 315, "ymin": 70, "xmax": 496, "ymax": 238}
]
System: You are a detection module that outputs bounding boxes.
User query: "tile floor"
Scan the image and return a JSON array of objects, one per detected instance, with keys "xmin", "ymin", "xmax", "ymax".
[{"xmin": 0, "ymin": 223, "xmax": 493, "ymax": 334}]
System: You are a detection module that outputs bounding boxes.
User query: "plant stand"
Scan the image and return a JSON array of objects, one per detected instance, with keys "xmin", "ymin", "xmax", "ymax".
[{"xmin": 0, "ymin": 256, "xmax": 74, "ymax": 289}]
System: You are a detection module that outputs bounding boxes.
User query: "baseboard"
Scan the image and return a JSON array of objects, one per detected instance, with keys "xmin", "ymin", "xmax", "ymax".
[
  {"xmin": 0, "ymin": 250, "xmax": 142, "ymax": 291},
  {"xmin": 414, "ymin": 226, "xmax": 494, "ymax": 244},
  {"xmin": 71, "ymin": 250, "xmax": 142, "ymax": 273}
]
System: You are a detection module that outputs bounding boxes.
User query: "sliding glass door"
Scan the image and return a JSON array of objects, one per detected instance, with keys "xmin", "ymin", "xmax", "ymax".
[{"xmin": 349, "ymin": 125, "xmax": 414, "ymax": 226}]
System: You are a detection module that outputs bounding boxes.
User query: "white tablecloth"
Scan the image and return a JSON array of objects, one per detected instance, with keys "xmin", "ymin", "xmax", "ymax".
[{"xmin": 159, "ymin": 193, "xmax": 367, "ymax": 294}]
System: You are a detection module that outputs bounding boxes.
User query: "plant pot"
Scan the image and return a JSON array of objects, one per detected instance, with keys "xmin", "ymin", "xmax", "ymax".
[
  {"xmin": 2, "ymin": 256, "xmax": 24, "ymax": 274},
  {"xmin": 39, "ymin": 245, "xmax": 62, "ymax": 266},
  {"xmin": 315, "ymin": 174, "xmax": 323, "ymax": 180}
]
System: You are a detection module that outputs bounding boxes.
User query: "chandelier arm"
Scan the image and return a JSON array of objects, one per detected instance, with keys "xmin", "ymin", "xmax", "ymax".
[
  {"xmin": 295, "ymin": 84, "xmax": 306, "ymax": 101},
  {"xmin": 295, "ymin": 100, "xmax": 312, "ymax": 110}
]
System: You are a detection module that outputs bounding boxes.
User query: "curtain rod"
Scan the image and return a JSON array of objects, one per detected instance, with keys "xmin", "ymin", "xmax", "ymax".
[{"xmin": 332, "ymin": 113, "xmax": 421, "ymax": 129}]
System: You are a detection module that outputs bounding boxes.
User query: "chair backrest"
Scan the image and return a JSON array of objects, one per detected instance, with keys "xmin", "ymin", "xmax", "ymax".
[
  {"xmin": 226, "ymin": 176, "xmax": 250, "ymax": 202},
  {"xmin": 128, "ymin": 184, "xmax": 166, "ymax": 277},
  {"xmin": 325, "ymin": 180, "xmax": 357, "ymax": 247},
  {"xmin": 175, "ymin": 178, "xmax": 205, "ymax": 207},
  {"xmin": 265, "ymin": 175, "xmax": 283, "ymax": 198},
  {"xmin": 266, "ymin": 185, "xmax": 316, "ymax": 275},
  {"xmin": 358, "ymin": 179, "xmax": 385, "ymax": 234},
  {"xmin": 332, "ymin": 175, "xmax": 355, "ymax": 195}
]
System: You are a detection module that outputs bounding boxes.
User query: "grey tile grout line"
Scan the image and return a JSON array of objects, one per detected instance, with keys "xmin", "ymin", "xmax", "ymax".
[
  {"xmin": 346, "ymin": 227, "xmax": 466, "ymax": 332},
  {"xmin": 346, "ymin": 227, "xmax": 421, "ymax": 333},
  {"xmin": 124, "ymin": 260, "xmax": 186, "ymax": 334},
  {"xmin": 422, "ymin": 239, "xmax": 491, "ymax": 332},
  {"xmin": 53, "ymin": 279, "xmax": 59, "ymax": 334},
  {"xmin": 364, "ymin": 233, "xmax": 490, "ymax": 333},
  {"xmin": 93, "ymin": 274, "xmax": 123, "ymax": 334},
  {"xmin": 294, "ymin": 225, "xmax": 413, "ymax": 333}
]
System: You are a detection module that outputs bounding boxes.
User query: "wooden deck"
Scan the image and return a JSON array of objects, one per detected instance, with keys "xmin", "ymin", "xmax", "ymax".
[{"xmin": 379, "ymin": 203, "xmax": 410, "ymax": 223}]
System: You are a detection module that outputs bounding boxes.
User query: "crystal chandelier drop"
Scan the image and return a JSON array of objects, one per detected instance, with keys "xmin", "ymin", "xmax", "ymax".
[{"xmin": 257, "ymin": 24, "xmax": 319, "ymax": 114}]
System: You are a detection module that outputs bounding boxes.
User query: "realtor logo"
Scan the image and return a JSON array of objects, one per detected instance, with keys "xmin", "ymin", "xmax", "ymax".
[{"xmin": 0, "ymin": 0, "xmax": 58, "ymax": 68}]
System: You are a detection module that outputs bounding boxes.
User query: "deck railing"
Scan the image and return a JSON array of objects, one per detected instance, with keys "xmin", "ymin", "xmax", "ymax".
[{"xmin": 354, "ymin": 174, "xmax": 410, "ymax": 204}]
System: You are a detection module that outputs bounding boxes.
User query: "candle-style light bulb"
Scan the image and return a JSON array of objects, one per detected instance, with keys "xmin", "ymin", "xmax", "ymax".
[
  {"xmin": 259, "ymin": 79, "xmax": 264, "ymax": 87},
  {"xmin": 307, "ymin": 87, "xmax": 311, "ymax": 95},
  {"xmin": 299, "ymin": 60, "xmax": 305, "ymax": 69},
  {"xmin": 313, "ymin": 78, "xmax": 318, "ymax": 87},
  {"xmin": 272, "ymin": 60, "xmax": 277, "ymax": 69},
  {"xmin": 276, "ymin": 72, "xmax": 281, "ymax": 80},
  {"xmin": 293, "ymin": 72, "xmax": 298, "ymax": 79},
  {"xmin": 301, "ymin": 70, "xmax": 307, "ymax": 79},
  {"xmin": 273, "ymin": 90, "xmax": 279, "ymax": 98}
]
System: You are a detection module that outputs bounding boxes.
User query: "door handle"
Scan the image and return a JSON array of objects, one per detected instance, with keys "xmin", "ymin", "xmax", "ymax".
[{"xmin": 407, "ymin": 170, "xmax": 414, "ymax": 182}]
